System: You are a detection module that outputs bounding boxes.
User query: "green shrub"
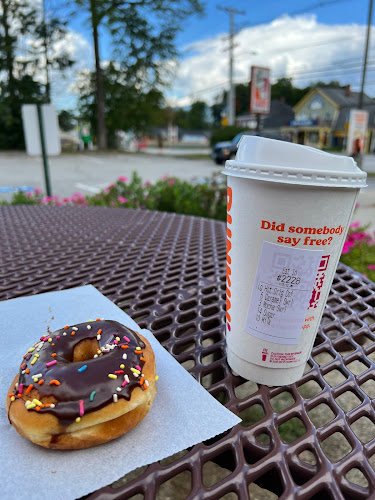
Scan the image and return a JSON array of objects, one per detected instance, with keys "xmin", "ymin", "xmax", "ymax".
[
  {"xmin": 5, "ymin": 173, "xmax": 227, "ymax": 221},
  {"xmin": 86, "ymin": 173, "xmax": 227, "ymax": 221}
]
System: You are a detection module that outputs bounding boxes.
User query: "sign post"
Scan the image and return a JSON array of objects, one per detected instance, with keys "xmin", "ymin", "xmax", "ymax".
[
  {"xmin": 36, "ymin": 104, "xmax": 52, "ymax": 196},
  {"xmin": 250, "ymin": 66, "xmax": 271, "ymax": 132},
  {"xmin": 346, "ymin": 109, "xmax": 369, "ymax": 159}
]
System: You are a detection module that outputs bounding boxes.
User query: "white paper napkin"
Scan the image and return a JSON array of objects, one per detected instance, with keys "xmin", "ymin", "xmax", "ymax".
[{"xmin": 0, "ymin": 286, "xmax": 240, "ymax": 499}]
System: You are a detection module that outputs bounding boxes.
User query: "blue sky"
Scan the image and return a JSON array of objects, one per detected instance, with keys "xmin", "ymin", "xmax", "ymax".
[
  {"xmin": 68, "ymin": 0, "xmax": 368, "ymax": 59},
  {"xmin": 48, "ymin": 0, "xmax": 374, "ymax": 108},
  {"xmin": 175, "ymin": 0, "xmax": 368, "ymax": 48}
]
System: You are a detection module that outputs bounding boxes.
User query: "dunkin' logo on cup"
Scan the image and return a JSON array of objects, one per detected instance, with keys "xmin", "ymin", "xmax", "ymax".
[{"xmin": 226, "ymin": 186, "xmax": 233, "ymax": 329}]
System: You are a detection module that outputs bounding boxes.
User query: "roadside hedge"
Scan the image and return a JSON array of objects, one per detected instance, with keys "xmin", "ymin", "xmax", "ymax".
[{"xmin": 3, "ymin": 172, "xmax": 227, "ymax": 222}]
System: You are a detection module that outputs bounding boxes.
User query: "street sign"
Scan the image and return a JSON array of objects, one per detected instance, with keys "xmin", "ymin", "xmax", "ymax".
[
  {"xmin": 346, "ymin": 109, "xmax": 369, "ymax": 156},
  {"xmin": 250, "ymin": 66, "xmax": 271, "ymax": 115},
  {"xmin": 21, "ymin": 104, "xmax": 61, "ymax": 156}
]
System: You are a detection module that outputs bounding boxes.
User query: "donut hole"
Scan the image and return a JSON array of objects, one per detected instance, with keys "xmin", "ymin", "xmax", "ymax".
[{"xmin": 73, "ymin": 339, "xmax": 100, "ymax": 362}]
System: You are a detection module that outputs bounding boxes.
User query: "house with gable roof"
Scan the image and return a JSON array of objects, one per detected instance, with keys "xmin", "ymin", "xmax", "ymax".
[{"xmin": 282, "ymin": 85, "xmax": 375, "ymax": 152}]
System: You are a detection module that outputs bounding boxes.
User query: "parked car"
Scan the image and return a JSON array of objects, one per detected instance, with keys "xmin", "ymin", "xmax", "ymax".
[{"xmin": 211, "ymin": 130, "xmax": 292, "ymax": 164}]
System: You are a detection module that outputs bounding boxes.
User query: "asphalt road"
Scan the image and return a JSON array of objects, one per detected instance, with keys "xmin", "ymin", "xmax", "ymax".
[
  {"xmin": 1, "ymin": 150, "xmax": 375, "ymax": 200},
  {"xmin": 0, "ymin": 151, "xmax": 221, "ymax": 200}
]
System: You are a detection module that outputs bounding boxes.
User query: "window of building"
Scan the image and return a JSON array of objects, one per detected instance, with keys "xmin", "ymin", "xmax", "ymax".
[{"xmin": 308, "ymin": 132, "xmax": 319, "ymax": 143}]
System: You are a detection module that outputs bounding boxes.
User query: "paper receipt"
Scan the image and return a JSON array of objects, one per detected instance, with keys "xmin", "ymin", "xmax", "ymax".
[{"xmin": 245, "ymin": 242, "xmax": 323, "ymax": 345}]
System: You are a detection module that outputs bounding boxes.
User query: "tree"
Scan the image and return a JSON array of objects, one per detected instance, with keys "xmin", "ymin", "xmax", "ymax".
[
  {"xmin": 235, "ymin": 83, "xmax": 250, "ymax": 115},
  {"xmin": 188, "ymin": 101, "xmax": 207, "ymax": 129},
  {"xmin": 0, "ymin": 1, "xmax": 41, "ymax": 148},
  {"xmin": 74, "ymin": 0, "xmax": 204, "ymax": 149},
  {"xmin": 0, "ymin": 1, "xmax": 75, "ymax": 148},
  {"xmin": 77, "ymin": 63, "xmax": 165, "ymax": 147},
  {"xmin": 0, "ymin": 1, "xmax": 37, "ymax": 97},
  {"xmin": 29, "ymin": 1, "xmax": 75, "ymax": 102},
  {"xmin": 58, "ymin": 110, "xmax": 77, "ymax": 132},
  {"xmin": 0, "ymin": 76, "xmax": 43, "ymax": 149},
  {"xmin": 270, "ymin": 78, "xmax": 308, "ymax": 107}
]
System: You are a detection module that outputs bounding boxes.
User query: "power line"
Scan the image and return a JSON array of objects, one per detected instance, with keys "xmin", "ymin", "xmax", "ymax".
[
  {"xmin": 288, "ymin": 0, "xmax": 351, "ymax": 16},
  {"xmin": 184, "ymin": 63, "xmax": 375, "ymax": 102},
  {"xmin": 239, "ymin": 0, "xmax": 351, "ymax": 30},
  {"xmin": 234, "ymin": 34, "xmax": 366, "ymax": 60},
  {"xmin": 273, "ymin": 61, "xmax": 375, "ymax": 80}
]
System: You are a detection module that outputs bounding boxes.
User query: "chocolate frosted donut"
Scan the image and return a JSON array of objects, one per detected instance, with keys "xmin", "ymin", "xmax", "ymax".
[{"xmin": 6, "ymin": 320, "xmax": 156, "ymax": 449}]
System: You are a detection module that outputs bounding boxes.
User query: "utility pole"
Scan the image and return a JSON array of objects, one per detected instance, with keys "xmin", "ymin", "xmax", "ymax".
[
  {"xmin": 218, "ymin": 6, "xmax": 245, "ymax": 126},
  {"xmin": 42, "ymin": 0, "xmax": 50, "ymax": 103},
  {"xmin": 359, "ymin": 0, "xmax": 373, "ymax": 109}
]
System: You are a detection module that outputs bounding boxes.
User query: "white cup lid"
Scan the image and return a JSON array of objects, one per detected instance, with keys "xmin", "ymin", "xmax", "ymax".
[{"xmin": 223, "ymin": 136, "xmax": 367, "ymax": 188}]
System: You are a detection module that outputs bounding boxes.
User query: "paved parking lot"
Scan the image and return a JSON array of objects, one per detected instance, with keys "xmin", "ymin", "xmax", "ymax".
[
  {"xmin": 0, "ymin": 152, "xmax": 374, "ymax": 231},
  {"xmin": 0, "ymin": 151, "xmax": 221, "ymax": 200}
]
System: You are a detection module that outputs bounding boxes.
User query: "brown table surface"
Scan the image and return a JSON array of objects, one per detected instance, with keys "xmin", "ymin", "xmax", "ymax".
[{"xmin": 2, "ymin": 205, "xmax": 375, "ymax": 500}]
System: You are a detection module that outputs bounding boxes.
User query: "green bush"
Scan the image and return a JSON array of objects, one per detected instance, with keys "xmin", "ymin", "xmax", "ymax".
[
  {"xmin": 6, "ymin": 173, "xmax": 227, "ymax": 221},
  {"xmin": 86, "ymin": 173, "xmax": 227, "ymax": 221}
]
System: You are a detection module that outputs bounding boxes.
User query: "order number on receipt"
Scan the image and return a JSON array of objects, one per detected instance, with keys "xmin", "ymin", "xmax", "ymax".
[{"xmin": 245, "ymin": 242, "xmax": 322, "ymax": 345}]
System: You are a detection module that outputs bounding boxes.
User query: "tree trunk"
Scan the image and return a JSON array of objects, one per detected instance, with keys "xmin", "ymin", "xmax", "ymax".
[
  {"xmin": 42, "ymin": 0, "xmax": 50, "ymax": 103},
  {"xmin": 1, "ymin": 0, "xmax": 15, "ymax": 97},
  {"xmin": 90, "ymin": 0, "xmax": 107, "ymax": 150}
]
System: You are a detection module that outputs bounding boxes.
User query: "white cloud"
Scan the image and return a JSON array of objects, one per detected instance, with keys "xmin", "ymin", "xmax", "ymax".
[
  {"xmin": 165, "ymin": 14, "xmax": 374, "ymax": 107},
  {"xmin": 50, "ymin": 31, "xmax": 93, "ymax": 110}
]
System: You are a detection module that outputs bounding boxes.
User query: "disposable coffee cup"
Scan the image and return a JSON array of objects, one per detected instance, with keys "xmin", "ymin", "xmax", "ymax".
[{"xmin": 223, "ymin": 136, "xmax": 367, "ymax": 386}]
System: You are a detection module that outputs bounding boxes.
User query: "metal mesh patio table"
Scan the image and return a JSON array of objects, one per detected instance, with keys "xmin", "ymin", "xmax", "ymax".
[{"xmin": 2, "ymin": 205, "xmax": 375, "ymax": 500}]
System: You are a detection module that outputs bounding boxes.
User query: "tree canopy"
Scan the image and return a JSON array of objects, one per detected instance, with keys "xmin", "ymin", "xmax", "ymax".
[
  {"xmin": 74, "ymin": 0, "xmax": 204, "ymax": 148},
  {"xmin": 0, "ymin": 0, "xmax": 74, "ymax": 148}
]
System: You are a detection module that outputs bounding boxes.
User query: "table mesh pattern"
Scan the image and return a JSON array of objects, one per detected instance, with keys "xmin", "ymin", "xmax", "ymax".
[{"xmin": 2, "ymin": 206, "xmax": 375, "ymax": 500}]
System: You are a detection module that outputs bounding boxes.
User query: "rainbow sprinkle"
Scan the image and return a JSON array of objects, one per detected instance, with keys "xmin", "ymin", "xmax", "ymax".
[{"xmin": 12, "ymin": 319, "xmax": 150, "ymax": 425}]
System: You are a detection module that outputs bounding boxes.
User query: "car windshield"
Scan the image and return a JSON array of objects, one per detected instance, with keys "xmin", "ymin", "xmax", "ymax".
[{"xmin": 232, "ymin": 132, "xmax": 253, "ymax": 145}]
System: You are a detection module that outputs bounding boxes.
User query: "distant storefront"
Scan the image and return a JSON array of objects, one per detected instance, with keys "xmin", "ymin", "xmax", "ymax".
[{"xmin": 281, "ymin": 86, "xmax": 375, "ymax": 153}]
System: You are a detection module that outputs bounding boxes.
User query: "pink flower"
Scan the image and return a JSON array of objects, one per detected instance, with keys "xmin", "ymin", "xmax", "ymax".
[
  {"xmin": 118, "ymin": 196, "xmax": 128, "ymax": 203},
  {"xmin": 351, "ymin": 232, "xmax": 367, "ymax": 242},
  {"xmin": 108, "ymin": 184, "xmax": 115, "ymax": 190},
  {"xmin": 62, "ymin": 197, "xmax": 70, "ymax": 203},
  {"xmin": 161, "ymin": 175, "xmax": 169, "ymax": 180},
  {"xmin": 26, "ymin": 192, "xmax": 32, "ymax": 199},
  {"xmin": 367, "ymin": 264, "xmax": 375, "ymax": 270},
  {"xmin": 342, "ymin": 242, "xmax": 353, "ymax": 254},
  {"xmin": 144, "ymin": 181, "xmax": 151, "ymax": 186},
  {"xmin": 350, "ymin": 221, "xmax": 360, "ymax": 228},
  {"xmin": 118, "ymin": 176, "xmax": 128, "ymax": 183},
  {"xmin": 167, "ymin": 179, "xmax": 176, "ymax": 185},
  {"xmin": 71, "ymin": 192, "xmax": 84, "ymax": 199},
  {"xmin": 34, "ymin": 188, "xmax": 42, "ymax": 195},
  {"xmin": 355, "ymin": 203, "xmax": 360, "ymax": 209},
  {"xmin": 42, "ymin": 196, "xmax": 52, "ymax": 203}
]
